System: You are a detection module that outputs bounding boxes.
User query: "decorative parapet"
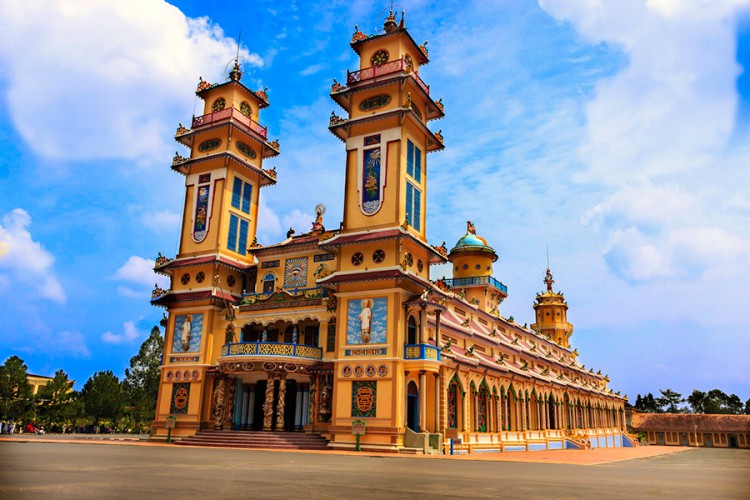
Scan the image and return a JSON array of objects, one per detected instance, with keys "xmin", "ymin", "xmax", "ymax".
[
  {"xmin": 404, "ymin": 344, "xmax": 441, "ymax": 361},
  {"xmin": 221, "ymin": 341, "xmax": 322, "ymax": 360},
  {"xmin": 329, "ymin": 112, "xmax": 346, "ymax": 126}
]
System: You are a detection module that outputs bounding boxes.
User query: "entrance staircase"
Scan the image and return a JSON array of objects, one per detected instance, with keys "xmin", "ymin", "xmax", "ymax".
[{"xmin": 176, "ymin": 430, "xmax": 329, "ymax": 450}]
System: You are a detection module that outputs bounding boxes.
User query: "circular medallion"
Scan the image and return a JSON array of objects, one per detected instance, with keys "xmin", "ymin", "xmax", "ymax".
[
  {"xmin": 377, "ymin": 364, "xmax": 388, "ymax": 377},
  {"xmin": 196, "ymin": 271, "xmax": 205, "ymax": 283},
  {"xmin": 181, "ymin": 273, "xmax": 190, "ymax": 285},
  {"xmin": 227, "ymin": 362, "xmax": 237, "ymax": 372},
  {"xmin": 174, "ymin": 370, "xmax": 182, "ymax": 381},
  {"xmin": 342, "ymin": 366, "xmax": 352, "ymax": 377},
  {"xmin": 406, "ymin": 253, "xmax": 414, "ymax": 267},
  {"xmin": 284, "ymin": 363, "xmax": 297, "ymax": 372},
  {"xmin": 351, "ymin": 252, "xmax": 364, "ymax": 266},
  {"xmin": 165, "ymin": 371, "xmax": 174, "ymax": 381},
  {"xmin": 236, "ymin": 141, "xmax": 257, "ymax": 159},
  {"xmin": 372, "ymin": 249, "xmax": 385, "ymax": 263},
  {"xmin": 417, "ymin": 259, "xmax": 424, "ymax": 272},
  {"xmin": 191, "ymin": 369, "xmax": 200, "ymax": 380},
  {"xmin": 183, "ymin": 369, "xmax": 191, "ymax": 379},
  {"xmin": 354, "ymin": 365, "xmax": 365, "ymax": 377},
  {"xmin": 359, "ymin": 94, "xmax": 391, "ymax": 112},
  {"xmin": 365, "ymin": 364, "xmax": 376, "ymax": 377},
  {"xmin": 227, "ymin": 275, "xmax": 236, "ymax": 287},
  {"xmin": 262, "ymin": 361, "xmax": 276, "ymax": 371},
  {"xmin": 212, "ymin": 97, "xmax": 226, "ymax": 112},
  {"xmin": 240, "ymin": 101, "xmax": 252, "ymax": 117},
  {"xmin": 198, "ymin": 138, "xmax": 222, "ymax": 152},
  {"xmin": 242, "ymin": 362, "xmax": 255, "ymax": 371},
  {"xmin": 371, "ymin": 49, "xmax": 389, "ymax": 66}
]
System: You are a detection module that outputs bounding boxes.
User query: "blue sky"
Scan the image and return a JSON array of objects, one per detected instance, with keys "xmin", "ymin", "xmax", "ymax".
[{"xmin": 1, "ymin": 0, "xmax": 749, "ymax": 402}]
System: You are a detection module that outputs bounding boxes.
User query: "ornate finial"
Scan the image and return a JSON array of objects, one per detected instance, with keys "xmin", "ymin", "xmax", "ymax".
[
  {"xmin": 331, "ymin": 78, "xmax": 344, "ymax": 93},
  {"xmin": 467, "ymin": 220, "xmax": 476, "ymax": 235},
  {"xmin": 229, "ymin": 60, "xmax": 242, "ymax": 82},
  {"xmin": 384, "ymin": 8, "xmax": 398, "ymax": 33},
  {"xmin": 419, "ymin": 41, "xmax": 429, "ymax": 57},
  {"xmin": 312, "ymin": 203, "xmax": 326, "ymax": 232},
  {"xmin": 544, "ymin": 267, "xmax": 555, "ymax": 292},
  {"xmin": 352, "ymin": 24, "xmax": 367, "ymax": 43},
  {"xmin": 399, "ymin": 10, "xmax": 405, "ymax": 29}
]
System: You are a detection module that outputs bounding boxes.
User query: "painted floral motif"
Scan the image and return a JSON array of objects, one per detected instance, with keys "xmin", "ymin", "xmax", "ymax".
[
  {"xmin": 193, "ymin": 184, "xmax": 210, "ymax": 242},
  {"xmin": 212, "ymin": 97, "xmax": 226, "ymax": 112},
  {"xmin": 477, "ymin": 387, "xmax": 488, "ymax": 432},
  {"xmin": 198, "ymin": 138, "xmax": 221, "ymax": 152},
  {"xmin": 236, "ymin": 141, "xmax": 257, "ymax": 159},
  {"xmin": 359, "ymin": 94, "xmax": 391, "ymax": 112},
  {"xmin": 240, "ymin": 101, "xmax": 252, "ymax": 117},
  {"xmin": 362, "ymin": 147, "xmax": 382, "ymax": 215}
]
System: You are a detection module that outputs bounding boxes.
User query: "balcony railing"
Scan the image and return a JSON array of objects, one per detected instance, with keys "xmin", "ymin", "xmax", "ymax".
[
  {"xmin": 192, "ymin": 107, "xmax": 268, "ymax": 139},
  {"xmin": 442, "ymin": 276, "xmax": 508, "ymax": 294},
  {"xmin": 241, "ymin": 286, "xmax": 328, "ymax": 303},
  {"xmin": 221, "ymin": 342, "xmax": 322, "ymax": 360},
  {"xmin": 347, "ymin": 58, "xmax": 429, "ymax": 95},
  {"xmin": 404, "ymin": 343, "xmax": 441, "ymax": 361}
]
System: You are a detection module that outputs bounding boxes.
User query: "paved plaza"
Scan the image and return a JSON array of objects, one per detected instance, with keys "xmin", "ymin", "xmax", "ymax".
[{"xmin": 0, "ymin": 439, "xmax": 748, "ymax": 499}]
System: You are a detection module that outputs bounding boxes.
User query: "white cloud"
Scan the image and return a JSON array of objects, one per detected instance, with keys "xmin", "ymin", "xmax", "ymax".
[
  {"xmin": 0, "ymin": 0, "xmax": 263, "ymax": 162},
  {"xmin": 113, "ymin": 256, "xmax": 169, "ymax": 297},
  {"xmin": 101, "ymin": 321, "xmax": 143, "ymax": 344},
  {"xmin": 300, "ymin": 63, "xmax": 326, "ymax": 76},
  {"xmin": 141, "ymin": 210, "xmax": 181, "ymax": 233},
  {"xmin": 256, "ymin": 196, "xmax": 282, "ymax": 244},
  {"xmin": 282, "ymin": 210, "xmax": 316, "ymax": 236},
  {"xmin": 0, "ymin": 209, "xmax": 65, "ymax": 302}
]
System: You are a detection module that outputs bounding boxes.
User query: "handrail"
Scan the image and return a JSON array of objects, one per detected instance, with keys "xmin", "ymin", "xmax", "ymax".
[
  {"xmin": 404, "ymin": 343, "xmax": 441, "ymax": 361},
  {"xmin": 442, "ymin": 276, "xmax": 508, "ymax": 294},
  {"xmin": 347, "ymin": 58, "xmax": 430, "ymax": 95},
  {"xmin": 192, "ymin": 107, "xmax": 268, "ymax": 139}
]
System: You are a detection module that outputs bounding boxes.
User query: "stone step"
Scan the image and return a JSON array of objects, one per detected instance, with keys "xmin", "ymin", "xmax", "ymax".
[{"xmin": 176, "ymin": 430, "xmax": 329, "ymax": 451}]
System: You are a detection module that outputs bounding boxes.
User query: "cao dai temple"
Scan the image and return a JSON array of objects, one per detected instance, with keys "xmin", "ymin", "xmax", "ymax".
[{"xmin": 150, "ymin": 12, "xmax": 629, "ymax": 453}]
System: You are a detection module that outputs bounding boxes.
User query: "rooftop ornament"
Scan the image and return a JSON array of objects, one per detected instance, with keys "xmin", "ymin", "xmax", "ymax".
[
  {"xmin": 229, "ymin": 60, "xmax": 242, "ymax": 82},
  {"xmin": 544, "ymin": 267, "xmax": 555, "ymax": 291},
  {"xmin": 383, "ymin": 9, "xmax": 398, "ymax": 33},
  {"xmin": 268, "ymin": 139, "xmax": 280, "ymax": 150},
  {"xmin": 312, "ymin": 203, "xmax": 326, "ymax": 232},
  {"xmin": 196, "ymin": 77, "xmax": 212, "ymax": 92},
  {"xmin": 351, "ymin": 24, "xmax": 367, "ymax": 43},
  {"xmin": 255, "ymin": 86, "xmax": 269, "ymax": 101},
  {"xmin": 172, "ymin": 152, "xmax": 187, "ymax": 165},
  {"xmin": 329, "ymin": 111, "xmax": 346, "ymax": 126},
  {"xmin": 436, "ymin": 98, "xmax": 444, "ymax": 112},
  {"xmin": 154, "ymin": 252, "xmax": 172, "ymax": 267},
  {"xmin": 176, "ymin": 123, "xmax": 190, "ymax": 135},
  {"xmin": 263, "ymin": 166, "xmax": 277, "ymax": 179},
  {"xmin": 419, "ymin": 41, "xmax": 429, "ymax": 57},
  {"xmin": 434, "ymin": 129, "xmax": 444, "ymax": 144},
  {"xmin": 152, "ymin": 284, "xmax": 167, "ymax": 299},
  {"xmin": 331, "ymin": 78, "xmax": 345, "ymax": 93}
]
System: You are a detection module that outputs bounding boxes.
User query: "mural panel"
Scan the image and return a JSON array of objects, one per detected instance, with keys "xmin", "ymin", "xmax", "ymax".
[
  {"xmin": 193, "ymin": 184, "xmax": 210, "ymax": 242},
  {"xmin": 351, "ymin": 380, "xmax": 377, "ymax": 418},
  {"xmin": 173, "ymin": 313, "xmax": 203, "ymax": 353},
  {"xmin": 361, "ymin": 147, "xmax": 383, "ymax": 215},
  {"xmin": 347, "ymin": 297, "xmax": 387, "ymax": 345},
  {"xmin": 170, "ymin": 383, "xmax": 190, "ymax": 414},
  {"xmin": 284, "ymin": 257, "xmax": 308, "ymax": 288}
]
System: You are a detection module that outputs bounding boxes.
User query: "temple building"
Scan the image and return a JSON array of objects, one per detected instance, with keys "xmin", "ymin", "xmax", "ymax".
[{"xmin": 150, "ymin": 11, "xmax": 628, "ymax": 453}]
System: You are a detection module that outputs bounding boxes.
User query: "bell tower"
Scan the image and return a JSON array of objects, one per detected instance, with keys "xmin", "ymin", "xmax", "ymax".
[{"xmin": 531, "ymin": 268, "xmax": 574, "ymax": 348}]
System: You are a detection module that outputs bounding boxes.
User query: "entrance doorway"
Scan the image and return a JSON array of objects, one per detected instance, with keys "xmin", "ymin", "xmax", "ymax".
[
  {"xmin": 407, "ymin": 381, "xmax": 419, "ymax": 431},
  {"xmin": 729, "ymin": 434, "xmax": 738, "ymax": 448}
]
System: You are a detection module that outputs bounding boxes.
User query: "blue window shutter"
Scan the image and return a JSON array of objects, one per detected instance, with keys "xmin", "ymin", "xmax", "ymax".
[
  {"xmin": 414, "ymin": 147, "xmax": 422, "ymax": 183},
  {"xmin": 407, "ymin": 140, "xmax": 414, "ymax": 177},
  {"xmin": 231, "ymin": 178, "xmax": 242, "ymax": 209},
  {"xmin": 241, "ymin": 182, "xmax": 252, "ymax": 214},
  {"xmin": 227, "ymin": 214, "xmax": 238, "ymax": 251},
  {"xmin": 413, "ymin": 187, "xmax": 421, "ymax": 231},
  {"xmin": 238, "ymin": 219, "xmax": 249, "ymax": 255},
  {"xmin": 405, "ymin": 182, "xmax": 413, "ymax": 226}
]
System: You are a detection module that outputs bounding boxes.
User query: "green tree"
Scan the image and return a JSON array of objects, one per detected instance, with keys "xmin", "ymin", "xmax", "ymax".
[
  {"xmin": 687, "ymin": 390, "xmax": 706, "ymax": 413},
  {"xmin": 123, "ymin": 326, "xmax": 164, "ymax": 431},
  {"xmin": 80, "ymin": 371, "xmax": 123, "ymax": 426},
  {"xmin": 635, "ymin": 393, "xmax": 660, "ymax": 413},
  {"xmin": 657, "ymin": 388, "xmax": 683, "ymax": 413},
  {"xmin": 36, "ymin": 370, "xmax": 77, "ymax": 428},
  {"xmin": 0, "ymin": 356, "xmax": 34, "ymax": 422},
  {"xmin": 745, "ymin": 397, "xmax": 750, "ymax": 415},
  {"xmin": 725, "ymin": 394, "xmax": 743, "ymax": 414}
]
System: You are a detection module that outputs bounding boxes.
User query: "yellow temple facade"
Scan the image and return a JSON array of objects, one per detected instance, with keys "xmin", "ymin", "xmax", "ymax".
[{"xmin": 150, "ymin": 11, "xmax": 628, "ymax": 453}]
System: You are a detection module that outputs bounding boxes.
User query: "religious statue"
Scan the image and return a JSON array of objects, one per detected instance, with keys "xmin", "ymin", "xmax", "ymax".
[
  {"xmin": 223, "ymin": 304, "xmax": 239, "ymax": 344},
  {"xmin": 318, "ymin": 378, "xmax": 332, "ymax": 423},
  {"xmin": 181, "ymin": 315, "xmax": 192, "ymax": 352},
  {"xmin": 467, "ymin": 220, "xmax": 476, "ymax": 235},
  {"xmin": 359, "ymin": 299, "xmax": 372, "ymax": 343}
]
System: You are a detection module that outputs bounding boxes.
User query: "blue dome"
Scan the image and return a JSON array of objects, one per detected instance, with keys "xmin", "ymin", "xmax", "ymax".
[{"xmin": 455, "ymin": 234, "xmax": 485, "ymax": 247}]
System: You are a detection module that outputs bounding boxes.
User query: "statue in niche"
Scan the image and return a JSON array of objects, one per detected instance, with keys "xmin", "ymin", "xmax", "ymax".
[
  {"xmin": 181, "ymin": 315, "xmax": 193, "ymax": 352},
  {"xmin": 318, "ymin": 377, "xmax": 332, "ymax": 423},
  {"xmin": 359, "ymin": 299, "xmax": 372, "ymax": 344}
]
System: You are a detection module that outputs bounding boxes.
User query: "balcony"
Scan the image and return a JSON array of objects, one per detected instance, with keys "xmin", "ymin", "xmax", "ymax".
[
  {"xmin": 404, "ymin": 343, "xmax": 441, "ymax": 361},
  {"xmin": 347, "ymin": 58, "xmax": 429, "ymax": 95},
  {"xmin": 442, "ymin": 276, "xmax": 508, "ymax": 295},
  {"xmin": 192, "ymin": 107, "xmax": 268, "ymax": 139},
  {"xmin": 221, "ymin": 342, "xmax": 322, "ymax": 361}
]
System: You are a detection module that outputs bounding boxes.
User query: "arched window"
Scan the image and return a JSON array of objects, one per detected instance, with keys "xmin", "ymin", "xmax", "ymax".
[
  {"xmin": 262, "ymin": 273, "xmax": 276, "ymax": 294},
  {"xmin": 406, "ymin": 316, "xmax": 418, "ymax": 345}
]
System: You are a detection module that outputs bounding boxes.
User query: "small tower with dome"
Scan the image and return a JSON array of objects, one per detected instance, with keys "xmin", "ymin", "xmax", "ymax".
[
  {"xmin": 446, "ymin": 221, "xmax": 508, "ymax": 314},
  {"xmin": 531, "ymin": 267, "xmax": 574, "ymax": 348}
]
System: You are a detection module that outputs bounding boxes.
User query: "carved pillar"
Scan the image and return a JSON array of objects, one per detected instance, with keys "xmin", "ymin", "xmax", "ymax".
[
  {"xmin": 435, "ymin": 310, "xmax": 442, "ymax": 346},
  {"xmin": 521, "ymin": 396, "xmax": 527, "ymax": 432},
  {"xmin": 276, "ymin": 375, "xmax": 287, "ymax": 431},
  {"xmin": 212, "ymin": 376, "xmax": 227, "ymax": 430},
  {"xmin": 419, "ymin": 305, "xmax": 427, "ymax": 344},
  {"xmin": 419, "ymin": 371, "xmax": 427, "ymax": 432},
  {"xmin": 433, "ymin": 373, "xmax": 440, "ymax": 433},
  {"xmin": 308, "ymin": 374, "xmax": 317, "ymax": 427},
  {"xmin": 262, "ymin": 373, "xmax": 276, "ymax": 431}
]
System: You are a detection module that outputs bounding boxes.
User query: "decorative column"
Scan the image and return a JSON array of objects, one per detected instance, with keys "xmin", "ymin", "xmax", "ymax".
[
  {"xmin": 433, "ymin": 373, "xmax": 440, "ymax": 433},
  {"xmin": 308, "ymin": 375, "xmax": 317, "ymax": 428},
  {"xmin": 497, "ymin": 395, "xmax": 503, "ymax": 432},
  {"xmin": 276, "ymin": 375, "xmax": 287, "ymax": 431},
  {"xmin": 435, "ymin": 310, "xmax": 442, "ymax": 346},
  {"xmin": 419, "ymin": 305, "xmax": 427, "ymax": 344},
  {"xmin": 262, "ymin": 373, "xmax": 276, "ymax": 431},
  {"xmin": 419, "ymin": 371, "xmax": 427, "ymax": 432}
]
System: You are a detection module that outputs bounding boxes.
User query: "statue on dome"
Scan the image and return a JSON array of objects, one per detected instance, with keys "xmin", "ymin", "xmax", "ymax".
[
  {"xmin": 544, "ymin": 268, "xmax": 555, "ymax": 291},
  {"xmin": 467, "ymin": 220, "xmax": 476, "ymax": 235}
]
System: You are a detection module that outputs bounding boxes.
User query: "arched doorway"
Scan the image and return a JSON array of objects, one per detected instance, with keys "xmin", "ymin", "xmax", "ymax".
[
  {"xmin": 407, "ymin": 381, "xmax": 419, "ymax": 431},
  {"xmin": 548, "ymin": 395, "xmax": 556, "ymax": 429}
]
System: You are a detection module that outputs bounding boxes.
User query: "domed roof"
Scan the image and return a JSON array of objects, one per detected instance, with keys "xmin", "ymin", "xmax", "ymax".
[
  {"xmin": 455, "ymin": 233, "xmax": 487, "ymax": 247},
  {"xmin": 448, "ymin": 221, "xmax": 498, "ymax": 261}
]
